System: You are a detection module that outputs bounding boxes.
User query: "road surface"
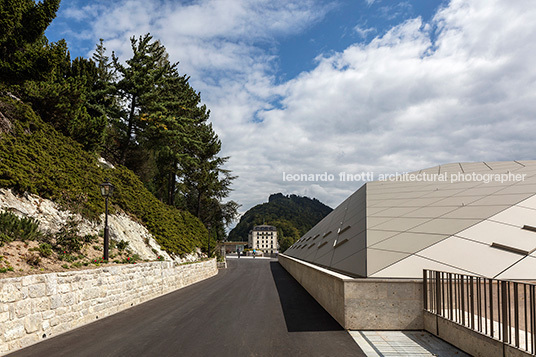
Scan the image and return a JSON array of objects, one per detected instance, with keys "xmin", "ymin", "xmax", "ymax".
[{"xmin": 8, "ymin": 258, "xmax": 365, "ymax": 357}]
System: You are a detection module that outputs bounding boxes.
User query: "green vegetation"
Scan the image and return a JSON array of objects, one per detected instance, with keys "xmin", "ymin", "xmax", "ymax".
[
  {"xmin": 228, "ymin": 193, "xmax": 332, "ymax": 252},
  {"xmin": 0, "ymin": 210, "xmax": 42, "ymax": 245},
  {"xmin": 0, "ymin": 1, "xmax": 238, "ymax": 258},
  {"xmin": 0, "ymin": 95, "xmax": 209, "ymax": 256}
]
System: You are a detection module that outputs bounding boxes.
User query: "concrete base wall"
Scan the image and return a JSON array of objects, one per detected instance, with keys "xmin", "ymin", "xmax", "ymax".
[
  {"xmin": 424, "ymin": 311, "xmax": 532, "ymax": 357},
  {"xmin": 0, "ymin": 259, "xmax": 217, "ymax": 354},
  {"xmin": 278, "ymin": 254, "xmax": 423, "ymax": 330},
  {"xmin": 345, "ymin": 278, "xmax": 423, "ymax": 330}
]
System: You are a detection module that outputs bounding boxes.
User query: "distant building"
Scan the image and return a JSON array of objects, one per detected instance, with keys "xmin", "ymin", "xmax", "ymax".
[
  {"xmin": 219, "ymin": 241, "xmax": 247, "ymax": 254},
  {"xmin": 248, "ymin": 225, "xmax": 278, "ymax": 255}
]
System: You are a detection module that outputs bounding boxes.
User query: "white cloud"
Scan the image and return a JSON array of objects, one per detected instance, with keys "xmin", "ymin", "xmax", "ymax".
[
  {"xmin": 220, "ymin": 0, "xmax": 536, "ymax": 212},
  {"xmin": 354, "ymin": 25, "xmax": 376, "ymax": 39},
  {"xmin": 54, "ymin": 0, "xmax": 536, "ymax": 219}
]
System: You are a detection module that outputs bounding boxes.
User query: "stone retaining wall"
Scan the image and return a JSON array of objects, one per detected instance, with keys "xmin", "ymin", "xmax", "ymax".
[{"xmin": 0, "ymin": 259, "xmax": 217, "ymax": 354}]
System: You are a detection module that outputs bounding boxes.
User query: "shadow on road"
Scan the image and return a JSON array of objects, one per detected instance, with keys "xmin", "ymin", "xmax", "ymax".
[{"xmin": 269, "ymin": 261, "xmax": 343, "ymax": 333}]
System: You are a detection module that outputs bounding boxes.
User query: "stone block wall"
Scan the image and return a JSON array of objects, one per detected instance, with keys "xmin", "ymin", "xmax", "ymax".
[{"xmin": 0, "ymin": 259, "xmax": 217, "ymax": 354}]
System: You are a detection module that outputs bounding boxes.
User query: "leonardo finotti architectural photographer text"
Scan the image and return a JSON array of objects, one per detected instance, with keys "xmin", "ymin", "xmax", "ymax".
[{"xmin": 282, "ymin": 171, "xmax": 526, "ymax": 184}]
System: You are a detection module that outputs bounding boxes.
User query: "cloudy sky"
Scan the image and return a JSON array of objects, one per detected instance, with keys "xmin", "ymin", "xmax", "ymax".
[{"xmin": 46, "ymin": 0, "xmax": 536, "ymax": 217}]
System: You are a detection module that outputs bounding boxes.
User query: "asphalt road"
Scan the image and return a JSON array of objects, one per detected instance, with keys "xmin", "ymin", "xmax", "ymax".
[{"xmin": 8, "ymin": 258, "xmax": 365, "ymax": 357}]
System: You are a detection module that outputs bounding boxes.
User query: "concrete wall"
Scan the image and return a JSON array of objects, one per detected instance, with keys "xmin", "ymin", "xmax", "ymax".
[
  {"xmin": 278, "ymin": 254, "xmax": 423, "ymax": 330},
  {"xmin": 344, "ymin": 278, "xmax": 423, "ymax": 330},
  {"xmin": 424, "ymin": 311, "xmax": 532, "ymax": 357},
  {"xmin": 0, "ymin": 259, "xmax": 217, "ymax": 354},
  {"xmin": 278, "ymin": 253, "xmax": 346, "ymax": 326}
]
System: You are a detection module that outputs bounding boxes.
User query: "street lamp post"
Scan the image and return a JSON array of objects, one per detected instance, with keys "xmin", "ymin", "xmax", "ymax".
[{"xmin": 100, "ymin": 180, "xmax": 114, "ymax": 261}]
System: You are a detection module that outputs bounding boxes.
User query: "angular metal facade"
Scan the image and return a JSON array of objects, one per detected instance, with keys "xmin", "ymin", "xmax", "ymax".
[{"xmin": 284, "ymin": 161, "xmax": 536, "ymax": 279}]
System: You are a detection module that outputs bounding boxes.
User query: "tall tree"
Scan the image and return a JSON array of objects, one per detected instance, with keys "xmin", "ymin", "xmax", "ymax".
[
  {"xmin": 179, "ymin": 122, "xmax": 236, "ymax": 228},
  {"xmin": 0, "ymin": 0, "xmax": 61, "ymax": 83},
  {"xmin": 112, "ymin": 34, "xmax": 171, "ymax": 165}
]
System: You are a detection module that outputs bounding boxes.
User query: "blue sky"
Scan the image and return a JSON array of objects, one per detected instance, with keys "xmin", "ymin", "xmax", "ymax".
[{"xmin": 45, "ymin": 0, "xmax": 536, "ymax": 219}]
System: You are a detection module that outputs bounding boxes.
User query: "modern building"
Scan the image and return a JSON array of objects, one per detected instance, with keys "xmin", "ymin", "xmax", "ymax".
[
  {"xmin": 248, "ymin": 225, "xmax": 278, "ymax": 255},
  {"xmin": 219, "ymin": 241, "xmax": 247, "ymax": 254},
  {"xmin": 284, "ymin": 160, "xmax": 536, "ymax": 280}
]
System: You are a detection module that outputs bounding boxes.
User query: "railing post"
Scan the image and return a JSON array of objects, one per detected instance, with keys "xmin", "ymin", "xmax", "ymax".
[
  {"xmin": 489, "ymin": 278, "xmax": 494, "ymax": 338},
  {"xmin": 514, "ymin": 282, "xmax": 519, "ymax": 348},
  {"xmin": 502, "ymin": 280, "xmax": 509, "ymax": 343},
  {"xmin": 435, "ymin": 271, "xmax": 442, "ymax": 315},
  {"xmin": 423, "ymin": 269, "xmax": 428, "ymax": 311},
  {"xmin": 461, "ymin": 275, "xmax": 466, "ymax": 326}
]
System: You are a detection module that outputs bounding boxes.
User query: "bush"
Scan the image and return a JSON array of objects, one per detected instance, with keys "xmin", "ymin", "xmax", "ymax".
[
  {"xmin": 116, "ymin": 240, "xmax": 129, "ymax": 251},
  {"xmin": 54, "ymin": 220, "xmax": 83, "ymax": 253},
  {"xmin": 32, "ymin": 242, "xmax": 52, "ymax": 257},
  {"xmin": 25, "ymin": 253, "xmax": 41, "ymax": 266},
  {"xmin": 0, "ymin": 211, "xmax": 42, "ymax": 245}
]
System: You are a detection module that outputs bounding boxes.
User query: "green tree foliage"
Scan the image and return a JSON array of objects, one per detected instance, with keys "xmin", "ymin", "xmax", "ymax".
[
  {"xmin": 228, "ymin": 193, "xmax": 333, "ymax": 251},
  {"xmin": 0, "ymin": 0, "xmax": 61, "ymax": 83},
  {"xmin": 111, "ymin": 34, "xmax": 171, "ymax": 165}
]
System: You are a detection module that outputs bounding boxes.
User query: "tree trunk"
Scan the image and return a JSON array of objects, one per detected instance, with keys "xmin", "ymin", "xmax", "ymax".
[
  {"xmin": 167, "ymin": 160, "xmax": 176, "ymax": 205},
  {"xmin": 196, "ymin": 190, "xmax": 202, "ymax": 219},
  {"xmin": 120, "ymin": 94, "xmax": 137, "ymax": 165}
]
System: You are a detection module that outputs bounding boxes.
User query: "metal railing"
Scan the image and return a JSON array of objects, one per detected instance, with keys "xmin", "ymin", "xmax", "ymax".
[{"xmin": 424, "ymin": 270, "xmax": 536, "ymax": 354}]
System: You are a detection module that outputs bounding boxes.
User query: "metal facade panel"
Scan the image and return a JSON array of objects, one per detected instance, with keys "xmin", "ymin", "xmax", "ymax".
[
  {"xmin": 369, "ymin": 232, "xmax": 448, "ymax": 254},
  {"xmin": 488, "ymin": 205, "xmax": 536, "ymax": 228},
  {"xmin": 366, "ymin": 249, "xmax": 411, "ymax": 276},
  {"xmin": 407, "ymin": 218, "xmax": 480, "ymax": 235},
  {"xmin": 417, "ymin": 236, "xmax": 524, "ymax": 277},
  {"xmin": 456, "ymin": 220, "xmax": 536, "ymax": 252},
  {"xmin": 494, "ymin": 256, "xmax": 536, "ymax": 280},
  {"xmin": 370, "ymin": 255, "xmax": 473, "ymax": 278}
]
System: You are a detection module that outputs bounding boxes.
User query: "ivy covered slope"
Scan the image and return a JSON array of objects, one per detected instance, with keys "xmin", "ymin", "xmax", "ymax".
[
  {"xmin": 228, "ymin": 193, "xmax": 332, "ymax": 251},
  {"xmin": 0, "ymin": 94, "xmax": 208, "ymax": 256}
]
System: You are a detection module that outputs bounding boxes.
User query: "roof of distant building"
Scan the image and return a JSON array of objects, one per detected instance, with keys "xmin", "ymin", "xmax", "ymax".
[{"xmin": 252, "ymin": 225, "xmax": 277, "ymax": 231}]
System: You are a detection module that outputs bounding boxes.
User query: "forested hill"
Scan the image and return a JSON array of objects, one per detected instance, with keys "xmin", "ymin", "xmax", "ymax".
[{"xmin": 228, "ymin": 193, "xmax": 332, "ymax": 251}]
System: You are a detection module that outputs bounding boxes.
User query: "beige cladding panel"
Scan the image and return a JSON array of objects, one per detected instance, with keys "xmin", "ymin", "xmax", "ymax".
[
  {"xmin": 370, "ymin": 255, "xmax": 472, "ymax": 278},
  {"xmin": 417, "ymin": 237, "xmax": 525, "ymax": 277},
  {"xmin": 369, "ymin": 232, "xmax": 448, "ymax": 254},
  {"xmin": 456, "ymin": 220, "xmax": 536, "ymax": 252},
  {"xmin": 407, "ymin": 218, "xmax": 481, "ymax": 235},
  {"xmin": 495, "ymin": 256, "xmax": 536, "ymax": 279},
  {"xmin": 366, "ymin": 249, "xmax": 411, "ymax": 276},
  {"xmin": 488, "ymin": 205, "xmax": 536, "ymax": 228}
]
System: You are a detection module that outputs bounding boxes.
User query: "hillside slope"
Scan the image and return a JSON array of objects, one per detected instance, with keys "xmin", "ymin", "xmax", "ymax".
[
  {"xmin": 228, "ymin": 193, "xmax": 332, "ymax": 251},
  {"xmin": 0, "ymin": 94, "xmax": 209, "ymax": 257}
]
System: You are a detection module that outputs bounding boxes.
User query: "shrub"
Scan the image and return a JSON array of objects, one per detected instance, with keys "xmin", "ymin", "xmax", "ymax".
[
  {"xmin": 25, "ymin": 253, "xmax": 41, "ymax": 266},
  {"xmin": 0, "ymin": 211, "xmax": 42, "ymax": 245},
  {"xmin": 32, "ymin": 242, "xmax": 52, "ymax": 257},
  {"xmin": 116, "ymin": 240, "xmax": 129, "ymax": 251}
]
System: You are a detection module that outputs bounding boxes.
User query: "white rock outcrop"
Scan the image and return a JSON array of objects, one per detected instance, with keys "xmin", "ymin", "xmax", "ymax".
[{"xmin": 0, "ymin": 188, "xmax": 192, "ymax": 262}]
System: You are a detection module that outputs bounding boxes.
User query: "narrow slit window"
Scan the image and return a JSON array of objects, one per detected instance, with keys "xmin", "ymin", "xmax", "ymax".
[
  {"xmin": 334, "ymin": 239, "xmax": 349, "ymax": 249},
  {"xmin": 490, "ymin": 242, "xmax": 531, "ymax": 256},
  {"xmin": 522, "ymin": 225, "xmax": 536, "ymax": 233},
  {"xmin": 337, "ymin": 225, "xmax": 351, "ymax": 235}
]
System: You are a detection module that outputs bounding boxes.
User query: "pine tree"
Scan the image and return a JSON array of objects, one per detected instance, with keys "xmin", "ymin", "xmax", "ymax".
[
  {"xmin": 112, "ymin": 34, "xmax": 171, "ymax": 165},
  {"xmin": 0, "ymin": 0, "xmax": 61, "ymax": 83}
]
